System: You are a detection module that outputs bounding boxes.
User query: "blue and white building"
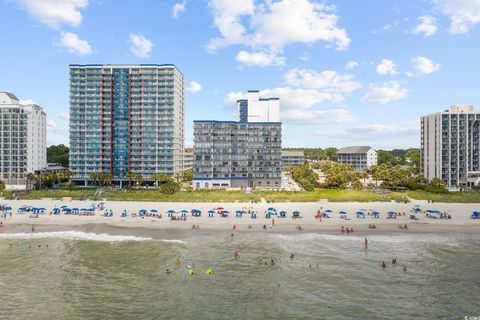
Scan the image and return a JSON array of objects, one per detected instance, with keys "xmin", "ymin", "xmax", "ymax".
[
  {"xmin": 194, "ymin": 91, "xmax": 282, "ymax": 190},
  {"xmin": 69, "ymin": 64, "xmax": 185, "ymax": 186}
]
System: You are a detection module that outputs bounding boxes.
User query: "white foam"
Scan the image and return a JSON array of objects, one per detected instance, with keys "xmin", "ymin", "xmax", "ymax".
[
  {"xmin": 0, "ymin": 231, "xmax": 152, "ymax": 242},
  {"xmin": 270, "ymin": 232, "xmax": 478, "ymax": 244}
]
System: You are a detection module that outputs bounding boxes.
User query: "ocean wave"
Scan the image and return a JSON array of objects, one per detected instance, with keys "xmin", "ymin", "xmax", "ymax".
[
  {"xmin": 0, "ymin": 231, "xmax": 153, "ymax": 242},
  {"xmin": 270, "ymin": 233, "xmax": 479, "ymax": 244}
]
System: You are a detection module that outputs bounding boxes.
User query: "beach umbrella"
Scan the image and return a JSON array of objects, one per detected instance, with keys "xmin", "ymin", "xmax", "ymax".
[
  {"xmin": 339, "ymin": 211, "xmax": 348, "ymax": 215},
  {"xmin": 139, "ymin": 209, "xmax": 147, "ymax": 213},
  {"xmin": 293, "ymin": 211, "xmax": 300, "ymax": 215},
  {"xmin": 223, "ymin": 210, "xmax": 230, "ymax": 214},
  {"xmin": 235, "ymin": 210, "xmax": 243, "ymax": 214},
  {"xmin": 150, "ymin": 209, "xmax": 158, "ymax": 213},
  {"xmin": 279, "ymin": 211, "xmax": 287, "ymax": 214},
  {"xmin": 372, "ymin": 211, "xmax": 380, "ymax": 215},
  {"xmin": 267, "ymin": 207, "xmax": 276, "ymax": 211},
  {"xmin": 356, "ymin": 211, "xmax": 365, "ymax": 215},
  {"xmin": 60, "ymin": 205, "xmax": 68, "ymax": 208},
  {"xmin": 180, "ymin": 209, "xmax": 189, "ymax": 213},
  {"xmin": 387, "ymin": 211, "xmax": 397, "ymax": 215},
  {"xmin": 324, "ymin": 209, "xmax": 333, "ymax": 213},
  {"xmin": 208, "ymin": 210, "xmax": 215, "ymax": 214},
  {"xmin": 167, "ymin": 210, "xmax": 176, "ymax": 213}
]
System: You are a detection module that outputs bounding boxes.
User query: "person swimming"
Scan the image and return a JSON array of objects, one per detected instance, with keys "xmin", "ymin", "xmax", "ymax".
[
  {"xmin": 381, "ymin": 261, "xmax": 386, "ymax": 268},
  {"xmin": 205, "ymin": 267, "xmax": 213, "ymax": 275}
]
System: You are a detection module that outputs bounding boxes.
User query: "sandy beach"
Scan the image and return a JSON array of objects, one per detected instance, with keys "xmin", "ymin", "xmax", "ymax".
[{"xmin": 1, "ymin": 199, "xmax": 479, "ymax": 236}]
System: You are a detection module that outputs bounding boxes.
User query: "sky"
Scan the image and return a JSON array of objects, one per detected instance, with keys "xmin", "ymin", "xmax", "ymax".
[{"xmin": 0, "ymin": 0, "xmax": 479, "ymax": 149}]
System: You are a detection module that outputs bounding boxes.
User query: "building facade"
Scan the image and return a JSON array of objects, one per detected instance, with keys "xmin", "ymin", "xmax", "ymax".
[
  {"xmin": 421, "ymin": 105, "xmax": 480, "ymax": 188},
  {"xmin": 193, "ymin": 121, "xmax": 282, "ymax": 189},
  {"xmin": 337, "ymin": 146, "xmax": 377, "ymax": 171},
  {"xmin": 237, "ymin": 90, "xmax": 280, "ymax": 123},
  {"xmin": 0, "ymin": 92, "xmax": 47, "ymax": 189},
  {"xmin": 69, "ymin": 64, "xmax": 184, "ymax": 186},
  {"xmin": 282, "ymin": 151, "xmax": 305, "ymax": 169},
  {"xmin": 182, "ymin": 149, "xmax": 194, "ymax": 171}
]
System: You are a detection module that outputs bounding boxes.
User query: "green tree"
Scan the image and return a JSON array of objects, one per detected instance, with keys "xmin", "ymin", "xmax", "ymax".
[
  {"xmin": 426, "ymin": 178, "xmax": 448, "ymax": 193},
  {"xmin": 125, "ymin": 171, "xmax": 136, "ymax": 188},
  {"xmin": 159, "ymin": 181, "xmax": 180, "ymax": 194},
  {"xmin": 0, "ymin": 180, "xmax": 5, "ymax": 191},
  {"xmin": 46, "ymin": 144, "xmax": 69, "ymax": 167}
]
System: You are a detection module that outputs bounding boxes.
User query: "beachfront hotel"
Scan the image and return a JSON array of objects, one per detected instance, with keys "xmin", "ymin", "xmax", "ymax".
[
  {"xmin": 69, "ymin": 64, "xmax": 185, "ymax": 186},
  {"xmin": 421, "ymin": 105, "xmax": 480, "ymax": 189},
  {"xmin": 337, "ymin": 146, "xmax": 377, "ymax": 172},
  {"xmin": 0, "ymin": 92, "xmax": 47, "ymax": 189},
  {"xmin": 194, "ymin": 91, "xmax": 282, "ymax": 190}
]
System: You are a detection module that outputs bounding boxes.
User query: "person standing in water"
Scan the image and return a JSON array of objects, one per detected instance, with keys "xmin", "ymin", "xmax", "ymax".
[
  {"xmin": 31, "ymin": 225, "xmax": 35, "ymax": 233},
  {"xmin": 175, "ymin": 259, "xmax": 181, "ymax": 268},
  {"xmin": 234, "ymin": 251, "xmax": 240, "ymax": 259},
  {"xmin": 364, "ymin": 237, "xmax": 368, "ymax": 249}
]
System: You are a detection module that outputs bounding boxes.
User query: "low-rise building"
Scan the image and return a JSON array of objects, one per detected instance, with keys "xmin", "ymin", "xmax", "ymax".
[
  {"xmin": 337, "ymin": 146, "xmax": 377, "ymax": 171},
  {"xmin": 282, "ymin": 151, "xmax": 305, "ymax": 169},
  {"xmin": 193, "ymin": 121, "xmax": 282, "ymax": 189}
]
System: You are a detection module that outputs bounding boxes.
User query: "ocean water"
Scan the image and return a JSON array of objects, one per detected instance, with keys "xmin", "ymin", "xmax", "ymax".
[{"xmin": 0, "ymin": 230, "xmax": 479, "ymax": 320}]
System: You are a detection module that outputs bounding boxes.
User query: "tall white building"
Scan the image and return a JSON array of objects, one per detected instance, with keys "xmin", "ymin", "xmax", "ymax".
[
  {"xmin": 0, "ymin": 92, "xmax": 47, "ymax": 189},
  {"xmin": 421, "ymin": 105, "xmax": 480, "ymax": 188},
  {"xmin": 237, "ymin": 90, "xmax": 280, "ymax": 123}
]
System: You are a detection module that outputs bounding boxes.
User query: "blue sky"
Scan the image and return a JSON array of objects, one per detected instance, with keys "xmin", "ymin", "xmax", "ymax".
[{"xmin": 1, "ymin": 0, "xmax": 479, "ymax": 149}]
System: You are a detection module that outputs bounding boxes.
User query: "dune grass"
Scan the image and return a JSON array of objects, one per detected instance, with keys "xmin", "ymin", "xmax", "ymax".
[
  {"xmin": 395, "ymin": 190, "xmax": 480, "ymax": 203},
  {"xmin": 3, "ymin": 188, "xmax": 384, "ymax": 203}
]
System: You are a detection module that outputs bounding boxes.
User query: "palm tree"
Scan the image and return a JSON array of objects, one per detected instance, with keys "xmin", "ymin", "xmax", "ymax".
[
  {"xmin": 125, "ymin": 171, "xmax": 136, "ymax": 188},
  {"xmin": 90, "ymin": 172, "xmax": 101, "ymax": 187},
  {"xmin": 26, "ymin": 173, "xmax": 35, "ymax": 190},
  {"xmin": 135, "ymin": 174, "xmax": 144, "ymax": 187},
  {"xmin": 151, "ymin": 173, "xmax": 172, "ymax": 187}
]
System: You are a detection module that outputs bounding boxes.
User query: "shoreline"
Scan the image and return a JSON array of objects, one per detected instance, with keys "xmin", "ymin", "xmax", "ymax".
[{"xmin": 0, "ymin": 199, "xmax": 479, "ymax": 237}]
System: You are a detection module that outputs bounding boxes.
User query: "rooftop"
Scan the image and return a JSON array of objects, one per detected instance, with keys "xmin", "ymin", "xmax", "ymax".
[
  {"xmin": 282, "ymin": 151, "xmax": 305, "ymax": 157},
  {"xmin": 337, "ymin": 146, "xmax": 374, "ymax": 154}
]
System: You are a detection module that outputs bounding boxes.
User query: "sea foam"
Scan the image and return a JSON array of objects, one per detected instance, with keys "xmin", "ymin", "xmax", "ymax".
[{"xmin": 0, "ymin": 231, "xmax": 154, "ymax": 242}]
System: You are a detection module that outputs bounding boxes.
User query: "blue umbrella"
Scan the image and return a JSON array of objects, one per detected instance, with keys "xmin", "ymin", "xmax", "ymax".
[
  {"xmin": 324, "ymin": 209, "xmax": 333, "ymax": 213},
  {"xmin": 356, "ymin": 211, "xmax": 365, "ymax": 215},
  {"xmin": 167, "ymin": 210, "xmax": 176, "ymax": 213},
  {"xmin": 235, "ymin": 210, "xmax": 243, "ymax": 214},
  {"xmin": 179, "ymin": 209, "xmax": 189, "ymax": 213},
  {"xmin": 139, "ymin": 209, "xmax": 147, "ymax": 213},
  {"xmin": 267, "ymin": 207, "xmax": 276, "ymax": 211},
  {"xmin": 293, "ymin": 211, "xmax": 300, "ymax": 215},
  {"xmin": 280, "ymin": 211, "xmax": 287, "ymax": 214},
  {"xmin": 339, "ymin": 211, "xmax": 348, "ymax": 215},
  {"xmin": 372, "ymin": 211, "xmax": 380, "ymax": 215},
  {"xmin": 150, "ymin": 209, "xmax": 158, "ymax": 213},
  {"xmin": 223, "ymin": 210, "xmax": 230, "ymax": 214},
  {"xmin": 208, "ymin": 210, "xmax": 215, "ymax": 214},
  {"xmin": 388, "ymin": 211, "xmax": 397, "ymax": 215}
]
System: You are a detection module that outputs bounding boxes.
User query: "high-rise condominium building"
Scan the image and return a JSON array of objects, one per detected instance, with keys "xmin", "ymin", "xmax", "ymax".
[
  {"xmin": 193, "ymin": 121, "xmax": 282, "ymax": 189},
  {"xmin": 0, "ymin": 92, "xmax": 46, "ymax": 189},
  {"xmin": 69, "ymin": 64, "xmax": 184, "ymax": 186},
  {"xmin": 421, "ymin": 105, "xmax": 480, "ymax": 188},
  {"xmin": 237, "ymin": 90, "xmax": 280, "ymax": 123}
]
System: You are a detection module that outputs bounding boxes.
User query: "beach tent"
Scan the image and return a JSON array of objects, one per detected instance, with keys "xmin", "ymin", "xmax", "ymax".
[
  {"xmin": 356, "ymin": 211, "xmax": 366, "ymax": 218},
  {"xmin": 371, "ymin": 211, "xmax": 380, "ymax": 218}
]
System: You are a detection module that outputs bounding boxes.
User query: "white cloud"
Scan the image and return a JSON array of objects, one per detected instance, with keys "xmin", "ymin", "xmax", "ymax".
[
  {"xmin": 411, "ymin": 56, "xmax": 441, "ymax": 74},
  {"xmin": 129, "ymin": 33, "xmax": 153, "ymax": 58},
  {"xmin": 186, "ymin": 81, "xmax": 202, "ymax": 93},
  {"xmin": 376, "ymin": 59, "xmax": 398, "ymax": 75},
  {"xmin": 282, "ymin": 108, "xmax": 356, "ymax": 124},
  {"xmin": 299, "ymin": 52, "xmax": 310, "ymax": 61},
  {"xmin": 58, "ymin": 32, "xmax": 92, "ymax": 55},
  {"xmin": 284, "ymin": 68, "xmax": 361, "ymax": 95},
  {"xmin": 13, "ymin": 0, "xmax": 89, "ymax": 29},
  {"xmin": 236, "ymin": 50, "xmax": 285, "ymax": 67},
  {"xmin": 172, "ymin": 1, "xmax": 186, "ymax": 19},
  {"xmin": 412, "ymin": 16, "xmax": 438, "ymax": 37},
  {"xmin": 47, "ymin": 119, "xmax": 57, "ymax": 129},
  {"xmin": 345, "ymin": 60, "xmax": 359, "ymax": 70},
  {"xmin": 207, "ymin": 0, "xmax": 350, "ymax": 64},
  {"xmin": 362, "ymin": 81, "xmax": 408, "ymax": 104},
  {"xmin": 434, "ymin": 0, "xmax": 480, "ymax": 34}
]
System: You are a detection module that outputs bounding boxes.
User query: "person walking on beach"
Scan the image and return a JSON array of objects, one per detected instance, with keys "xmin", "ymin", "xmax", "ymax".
[
  {"xmin": 364, "ymin": 238, "xmax": 368, "ymax": 249},
  {"xmin": 31, "ymin": 225, "xmax": 35, "ymax": 233}
]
